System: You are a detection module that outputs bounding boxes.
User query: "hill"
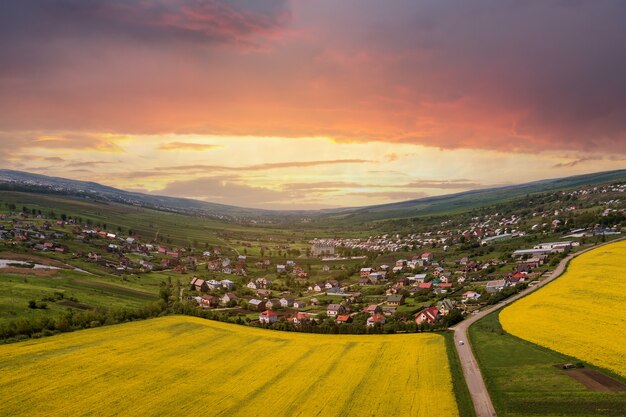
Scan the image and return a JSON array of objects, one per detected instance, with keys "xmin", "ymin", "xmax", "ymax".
[
  {"xmin": 0, "ymin": 169, "xmax": 295, "ymax": 223},
  {"xmin": 316, "ymin": 170, "xmax": 626, "ymax": 225},
  {"xmin": 1, "ymin": 169, "xmax": 625, "ymax": 227}
]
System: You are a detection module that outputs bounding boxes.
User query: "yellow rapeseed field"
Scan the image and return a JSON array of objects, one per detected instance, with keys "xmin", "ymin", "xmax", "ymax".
[
  {"xmin": 0, "ymin": 316, "xmax": 459, "ymax": 417},
  {"xmin": 501, "ymin": 240, "xmax": 626, "ymax": 377}
]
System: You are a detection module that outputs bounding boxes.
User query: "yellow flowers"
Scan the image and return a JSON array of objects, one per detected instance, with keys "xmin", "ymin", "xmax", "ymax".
[
  {"xmin": 501, "ymin": 240, "xmax": 626, "ymax": 377},
  {"xmin": 0, "ymin": 316, "xmax": 459, "ymax": 417}
]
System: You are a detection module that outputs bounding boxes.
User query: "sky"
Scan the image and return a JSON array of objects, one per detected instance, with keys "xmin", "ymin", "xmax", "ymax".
[{"xmin": 1, "ymin": 0, "xmax": 625, "ymax": 209}]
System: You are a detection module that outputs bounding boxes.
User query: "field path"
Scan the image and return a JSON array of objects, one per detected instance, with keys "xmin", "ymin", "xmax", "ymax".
[{"xmin": 451, "ymin": 236, "xmax": 625, "ymax": 417}]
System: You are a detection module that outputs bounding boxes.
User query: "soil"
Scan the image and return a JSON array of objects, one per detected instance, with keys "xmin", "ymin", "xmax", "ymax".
[{"xmin": 565, "ymin": 368, "xmax": 626, "ymax": 392}]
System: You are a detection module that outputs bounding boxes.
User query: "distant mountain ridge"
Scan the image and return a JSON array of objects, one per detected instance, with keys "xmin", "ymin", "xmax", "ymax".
[{"xmin": 0, "ymin": 169, "xmax": 624, "ymax": 224}]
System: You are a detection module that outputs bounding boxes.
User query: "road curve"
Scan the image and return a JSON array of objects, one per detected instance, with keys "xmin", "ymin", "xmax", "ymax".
[{"xmin": 450, "ymin": 237, "xmax": 624, "ymax": 417}]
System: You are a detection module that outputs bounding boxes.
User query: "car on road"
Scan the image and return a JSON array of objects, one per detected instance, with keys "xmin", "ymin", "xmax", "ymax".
[{"xmin": 458, "ymin": 340, "xmax": 465, "ymax": 345}]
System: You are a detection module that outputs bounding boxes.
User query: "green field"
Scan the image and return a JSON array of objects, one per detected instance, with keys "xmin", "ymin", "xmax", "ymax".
[
  {"xmin": 0, "ymin": 268, "xmax": 157, "ymax": 324},
  {"xmin": 469, "ymin": 312, "xmax": 626, "ymax": 417}
]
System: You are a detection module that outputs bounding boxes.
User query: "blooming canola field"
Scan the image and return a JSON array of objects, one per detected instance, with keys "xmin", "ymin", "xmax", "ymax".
[
  {"xmin": 500, "ymin": 240, "xmax": 626, "ymax": 377},
  {"xmin": 0, "ymin": 316, "xmax": 459, "ymax": 417}
]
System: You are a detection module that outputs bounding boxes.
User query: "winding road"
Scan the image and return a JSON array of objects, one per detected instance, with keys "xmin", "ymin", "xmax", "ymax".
[{"xmin": 451, "ymin": 237, "xmax": 624, "ymax": 417}]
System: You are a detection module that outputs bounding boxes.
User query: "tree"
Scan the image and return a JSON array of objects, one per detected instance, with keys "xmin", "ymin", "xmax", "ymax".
[{"xmin": 159, "ymin": 279, "xmax": 173, "ymax": 306}]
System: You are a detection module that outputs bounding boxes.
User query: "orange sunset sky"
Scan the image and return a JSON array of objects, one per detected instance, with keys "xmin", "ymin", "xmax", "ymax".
[{"xmin": 1, "ymin": 1, "xmax": 625, "ymax": 209}]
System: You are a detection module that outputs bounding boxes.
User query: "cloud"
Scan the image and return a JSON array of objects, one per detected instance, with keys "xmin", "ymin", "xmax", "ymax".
[
  {"xmin": 403, "ymin": 179, "xmax": 484, "ymax": 189},
  {"xmin": 348, "ymin": 191, "xmax": 429, "ymax": 201},
  {"xmin": 157, "ymin": 142, "xmax": 221, "ymax": 151},
  {"xmin": 154, "ymin": 159, "xmax": 372, "ymax": 172},
  {"xmin": 385, "ymin": 153, "xmax": 399, "ymax": 162},
  {"xmin": 0, "ymin": 1, "xmax": 289, "ymax": 49},
  {"xmin": 0, "ymin": 131, "xmax": 126, "ymax": 153},
  {"xmin": 155, "ymin": 176, "xmax": 289, "ymax": 207},
  {"xmin": 552, "ymin": 155, "xmax": 626, "ymax": 168},
  {"xmin": 1, "ymin": 1, "xmax": 626, "ymax": 155}
]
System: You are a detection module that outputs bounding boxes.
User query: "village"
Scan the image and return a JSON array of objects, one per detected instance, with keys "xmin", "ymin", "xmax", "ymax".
[{"xmin": 0, "ymin": 181, "xmax": 622, "ymax": 333}]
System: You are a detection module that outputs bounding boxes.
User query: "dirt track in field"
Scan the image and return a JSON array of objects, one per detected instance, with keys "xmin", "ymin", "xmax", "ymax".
[{"xmin": 565, "ymin": 368, "xmax": 626, "ymax": 392}]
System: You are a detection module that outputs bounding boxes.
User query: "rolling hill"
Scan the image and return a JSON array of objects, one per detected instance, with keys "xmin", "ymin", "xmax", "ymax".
[{"xmin": 1, "ymin": 169, "xmax": 624, "ymax": 226}]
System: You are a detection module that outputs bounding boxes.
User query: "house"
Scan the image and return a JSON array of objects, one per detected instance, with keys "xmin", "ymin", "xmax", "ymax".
[
  {"xmin": 437, "ymin": 299, "xmax": 456, "ymax": 315},
  {"xmin": 326, "ymin": 287, "xmax": 345, "ymax": 296},
  {"xmin": 276, "ymin": 264, "xmax": 286, "ymax": 273},
  {"xmin": 309, "ymin": 283, "xmax": 324, "ymax": 292},
  {"xmin": 310, "ymin": 298, "xmax": 319, "ymax": 306},
  {"xmin": 247, "ymin": 281, "xmax": 259, "ymax": 289},
  {"xmin": 336, "ymin": 314, "xmax": 353, "ymax": 324},
  {"xmin": 409, "ymin": 274, "xmax": 427, "ymax": 283},
  {"xmin": 417, "ymin": 282, "xmax": 433, "ymax": 290},
  {"xmin": 325, "ymin": 280, "xmax": 339, "ymax": 288},
  {"xmin": 256, "ymin": 289, "xmax": 271, "ymax": 297},
  {"xmin": 359, "ymin": 277, "xmax": 372, "ymax": 286},
  {"xmin": 421, "ymin": 252, "xmax": 433, "ymax": 261},
  {"xmin": 290, "ymin": 312, "xmax": 311, "ymax": 325},
  {"xmin": 255, "ymin": 277, "xmax": 272, "ymax": 289},
  {"xmin": 248, "ymin": 299, "xmax": 266, "ymax": 311},
  {"xmin": 259, "ymin": 310, "xmax": 279, "ymax": 324},
  {"xmin": 395, "ymin": 277, "xmax": 409, "ymax": 287},
  {"xmin": 395, "ymin": 259, "xmax": 407, "ymax": 267},
  {"xmin": 386, "ymin": 294, "xmax": 405, "ymax": 306},
  {"xmin": 310, "ymin": 241, "xmax": 335, "ymax": 257},
  {"xmin": 415, "ymin": 306, "xmax": 440, "ymax": 324},
  {"xmin": 190, "ymin": 277, "xmax": 208, "ymax": 292},
  {"xmin": 221, "ymin": 293, "xmax": 238, "ymax": 304},
  {"xmin": 200, "ymin": 294, "xmax": 219, "ymax": 308},
  {"xmin": 279, "ymin": 297, "xmax": 295, "ymax": 308},
  {"xmin": 327, "ymin": 304, "xmax": 346, "ymax": 316},
  {"xmin": 293, "ymin": 300, "xmax": 308, "ymax": 309},
  {"xmin": 432, "ymin": 267, "xmax": 444, "ymax": 277},
  {"xmin": 322, "ymin": 264, "xmax": 330, "ymax": 272},
  {"xmin": 368, "ymin": 272, "xmax": 383, "ymax": 283},
  {"xmin": 381, "ymin": 306, "xmax": 397, "ymax": 316},
  {"xmin": 367, "ymin": 313, "xmax": 386, "ymax": 327},
  {"xmin": 363, "ymin": 305, "xmax": 383, "ymax": 315},
  {"xmin": 221, "ymin": 279, "xmax": 235, "ymax": 290},
  {"xmin": 462, "ymin": 291, "xmax": 481, "ymax": 301},
  {"xmin": 206, "ymin": 279, "xmax": 221, "ymax": 291},
  {"xmin": 360, "ymin": 267, "xmax": 373, "ymax": 277},
  {"xmin": 486, "ymin": 279, "xmax": 508, "ymax": 294},
  {"xmin": 265, "ymin": 298, "xmax": 282, "ymax": 310}
]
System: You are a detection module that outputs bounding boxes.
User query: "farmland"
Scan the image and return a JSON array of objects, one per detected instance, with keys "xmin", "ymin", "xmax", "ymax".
[
  {"xmin": 469, "ymin": 312, "xmax": 626, "ymax": 417},
  {"xmin": 500, "ymin": 240, "xmax": 626, "ymax": 378},
  {"xmin": 0, "ymin": 316, "xmax": 460, "ymax": 417}
]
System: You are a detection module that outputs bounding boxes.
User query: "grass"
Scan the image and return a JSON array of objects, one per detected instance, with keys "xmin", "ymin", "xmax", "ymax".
[
  {"xmin": 469, "ymin": 312, "xmax": 626, "ymax": 417},
  {"xmin": 0, "ymin": 316, "xmax": 460, "ymax": 417},
  {"xmin": 0, "ymin": 269, "xmax": 157, "ymax": 324}
]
